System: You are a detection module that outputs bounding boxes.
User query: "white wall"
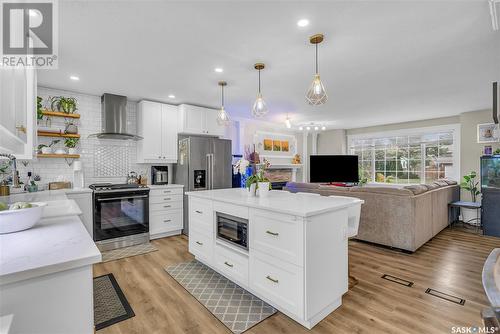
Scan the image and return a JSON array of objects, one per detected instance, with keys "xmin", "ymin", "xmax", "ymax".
[{"xmin": 16, "ymin": 87, "xmax": 164, "ymax": 188}]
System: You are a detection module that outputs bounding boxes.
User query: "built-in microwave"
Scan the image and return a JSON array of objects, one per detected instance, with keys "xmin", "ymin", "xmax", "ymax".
[{"xmin": 216, "ymin": 212, "xmax": 248, "ymax": 250}]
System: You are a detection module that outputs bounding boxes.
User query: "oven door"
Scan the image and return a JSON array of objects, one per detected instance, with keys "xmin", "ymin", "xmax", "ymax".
[{"xmin": 93, "ymin": 190, "xmax": 149, "ymax": 242}]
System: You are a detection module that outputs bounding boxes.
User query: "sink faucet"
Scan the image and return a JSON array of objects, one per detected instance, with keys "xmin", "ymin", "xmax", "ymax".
[{"xmin": 0, "ymin": 153, "xmax": 20, "ymax": 188}]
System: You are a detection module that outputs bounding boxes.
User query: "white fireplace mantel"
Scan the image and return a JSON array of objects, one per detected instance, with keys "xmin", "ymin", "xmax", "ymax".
[{"xmin": 266, "ymin": 164, "xmax": 302, "ymax": 182}]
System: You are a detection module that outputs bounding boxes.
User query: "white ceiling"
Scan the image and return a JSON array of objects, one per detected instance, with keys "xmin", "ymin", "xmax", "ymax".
[{"xmin": 38, "ymin": 1, "xmax": 500, "ymax": 129}]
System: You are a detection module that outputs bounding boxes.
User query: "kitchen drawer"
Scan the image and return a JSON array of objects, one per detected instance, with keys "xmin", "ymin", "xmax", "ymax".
[
  {"xmin": 150, "ymin": 209, "xmax": 183, "ymax": 235},
  {"xmin": 150, "ymin": 187, "xmax": 183, "ymax": 196},
  {"xmin": 250, "ymin": 209, "xmax": 303, "ymax": 266},
  {"xmin": 214, "ymin": 243, "xmax": 249, "ymax": 287},
  {"xmin": 189, "ymin": 197, "xmax": 213, "ymax": 233},
  {"xmin": 189, "ymin": 228, "xmax": 213, "ymax": 263},
  {"xmin": 249, "ymin": 250, "xmax": 303, "ymax": 318},
  {"xmin": 150, "ymin": 200, "xmax": 183, "ymax": 212},
  {"xmin": 213, "ymin": 202, "xmax": 249, "ymax": 219},
  {"xmin": 150, "ymin": 194, "xmax": 183, "ymax": 204}
]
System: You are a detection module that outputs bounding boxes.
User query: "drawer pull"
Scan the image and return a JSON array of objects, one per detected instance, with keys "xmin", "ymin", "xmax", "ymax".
[
  {"xmin": 163, "ymin": 198, "xmax": 171, "ymax": 201},
  {"xmin": 266, "ymin": 275, "xmax": 279, "ymax": 283},
  {"xmin": 224, "ymin": 261, "xmax": 233, "ymax": 268},
  {"xmin": 195, "ymin": 210, "xmax": 203, "ymax": 214},
  {"xmin": 196, "ymin": 241, "xmax": 203, "ymax": 245},
  {"xmin": 163, "ymin": 191, "xmax": 171, "ymax": 193},
  {"xmin": 266, "ymin": 230, "xmax": 279, "ymax": 236},
  {"xmin": 163, "ymin": 219, "xmax": 171, "ymax": 223},
  {"xmin": 164, "ymin": 205, "xmax": 171, "ymax": 208}
]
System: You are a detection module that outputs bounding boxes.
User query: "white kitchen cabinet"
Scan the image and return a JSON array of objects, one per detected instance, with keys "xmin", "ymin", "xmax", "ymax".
[
  {"xmin": 66, "ymin": 191, "xmax": 93, "ymax": 237},
  {"xmin": 178, "ymin": 104, "xmax": 225, "ymax": 137},
  {"xmin": 0, "ymin": 67, "xmax": 36, "ymax": 159},
  {"xmin": 137, "ymin": 101, "xmax": 178, "ymax": 163},
  {"xmin": 148, "ymin": 185, "xmax": 184, "ymax": 239}
]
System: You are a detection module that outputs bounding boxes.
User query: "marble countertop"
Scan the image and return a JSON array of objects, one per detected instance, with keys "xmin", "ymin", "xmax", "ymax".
[
  {"xmin": 147, "ymin": 184, "xmax": 184, "ymax": 189},
  {"xmin": 185, "ymin": 188, "xmax": 363, "ymax": 217},
  {"xmin": 0, "ymin": 191, "xmax": 101, "ymax": 286}
]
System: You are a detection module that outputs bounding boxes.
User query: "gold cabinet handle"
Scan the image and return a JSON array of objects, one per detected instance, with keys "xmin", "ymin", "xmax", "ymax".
[
  {"xmin": 224, "ymin": 261, "xmax": 233, "ymax": 268},
  {"xmin": 163, "ymin": 198, "xmax": 171, "ymax": 201},
  {"xmin": 16, "ymin": 125, "xmax": 26, "ymax": 133},
  {"xmin": 164, "ymin": 205, "xmax": 171, "ymax": 208},
  {"xmin": 266, "ymin": 230, "xmax": 279, "ymax": 236},
  {"xmin": 195, "ymin": 210, "xmax": 203, "ymax": 214},
  {"xmin": 196, "ymin": 241, "xmax": 203, "ymax": 245},
  {"xmin": 266, "ymin": 275, "xmax": 279, "ymax": 283},
  {"xmin": 163, "ymin": 219, "xmax": 171, "ymax": 223},
  {"xmin": 163, "ymin": 191, "xmax": 171, "ymax": 193}
]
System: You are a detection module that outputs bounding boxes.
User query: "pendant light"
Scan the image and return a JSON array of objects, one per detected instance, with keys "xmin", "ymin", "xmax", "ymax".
[
  {"xmin": 285, "ymin": 113, "xmax": 292, "ymax": 129},
  {"xmin": 306, "ymin": 34, "xmax": 328, "ymax": 105},
  {"xmin": 217, "ymin": 81, "xmax": 230, "ymax": 126},
  {"xmin": 252, "ymin": 63, "xmax": 269, "ymax": 118}
]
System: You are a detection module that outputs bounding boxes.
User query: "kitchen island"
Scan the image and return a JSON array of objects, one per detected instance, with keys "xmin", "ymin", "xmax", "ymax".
[
  {"xmin": 0, "ymin": 191, "xmax": 101, "ymax": 334},
  {"xmin": 185, "ymin": 188, "xmax": 363, "ymax": 329}
]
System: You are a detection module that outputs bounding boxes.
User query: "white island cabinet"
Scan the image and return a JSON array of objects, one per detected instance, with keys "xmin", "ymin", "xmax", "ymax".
[{"xmin": 185, "ymin": 188, "xmax": 363, "ymax": 329}]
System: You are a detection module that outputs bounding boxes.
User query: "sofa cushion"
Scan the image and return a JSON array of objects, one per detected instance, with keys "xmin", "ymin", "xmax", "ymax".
[
  {"xmin": 404, "ymin": 184, "xmax": 429, "ymax": 195},
  {"xmin": 433, "ymin": 180, "xmax": 449, "ymax": 187},
  {"xmin": 349, "ymin": 186, "xmax": 414, "ymax": 196},
  {"xmin": 437, "ymin": 178, "xmax": 458, "ymax": 185},
  {"xmin": 425, "ymin": 182, "xmax": 440, "ymax": 190}
]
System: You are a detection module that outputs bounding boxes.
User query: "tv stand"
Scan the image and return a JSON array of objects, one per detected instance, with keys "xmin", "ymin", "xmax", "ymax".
[{"xmin": 323, "ymin": 182, "xmax": 357, "ymax": 187}]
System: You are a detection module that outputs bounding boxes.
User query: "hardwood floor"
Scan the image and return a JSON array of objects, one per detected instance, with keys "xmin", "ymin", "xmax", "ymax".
[{"xmin": 93, "ymin": 229, "xmax": 500, "ymax": 334}]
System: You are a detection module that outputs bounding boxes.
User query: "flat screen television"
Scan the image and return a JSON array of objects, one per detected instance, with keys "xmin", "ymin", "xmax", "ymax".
[{"xmin": 309, "ymin": 155, "xmax": 359, "ymax": 183}]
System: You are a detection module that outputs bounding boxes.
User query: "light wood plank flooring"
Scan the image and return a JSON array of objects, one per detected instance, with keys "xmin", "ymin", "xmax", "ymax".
[{"xmin": 94, "ymin": 229, "xmax": 500, "ymax": 334}]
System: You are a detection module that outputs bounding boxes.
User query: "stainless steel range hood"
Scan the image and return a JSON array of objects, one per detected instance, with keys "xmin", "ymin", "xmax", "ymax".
[{"xmin": 89, "ymin": 93, "xmax": 143, "ymax": 140}]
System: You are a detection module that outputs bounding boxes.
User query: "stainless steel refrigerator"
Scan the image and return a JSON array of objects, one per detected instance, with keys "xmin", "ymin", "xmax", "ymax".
[{"xmin": 173, "ymin": 135, "xmax": 232, "ymax": 234}]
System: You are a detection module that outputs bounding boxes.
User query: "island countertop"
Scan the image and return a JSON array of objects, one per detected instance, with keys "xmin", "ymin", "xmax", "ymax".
[{"xmin": 185, "ymin": 188, "xmax": 363, "ymax": 217}]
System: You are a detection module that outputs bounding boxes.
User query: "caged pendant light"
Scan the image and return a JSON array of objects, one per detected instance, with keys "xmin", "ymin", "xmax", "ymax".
[
  {"xmin": 217, "ymin": 81, "xmax": 231, "ymax": 126},
  {"xmin": 306, "ymin": 34, "xmax": 328, "ymax": 106},
  {"xmin": 251, "ymin": 63, "xmax": 269, "ymax": 118}
]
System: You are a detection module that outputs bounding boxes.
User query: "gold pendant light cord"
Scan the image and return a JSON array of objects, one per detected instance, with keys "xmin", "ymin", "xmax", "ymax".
[
  {"xmin": 315, "ymin": 43, "xmax": 318, "ymax": 74},
  {"xmin": 221, "ymin": 84, "xmax": 224, "ymax": 108},
  {"xmin": 258, "ymin": 69, "xmax": 261, "ymax": 94}
]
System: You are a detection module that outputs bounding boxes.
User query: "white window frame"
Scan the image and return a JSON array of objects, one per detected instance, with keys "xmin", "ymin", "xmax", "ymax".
[{"xmin": 347, "ymin": 124, "xmax": 461, "ymax": 184}]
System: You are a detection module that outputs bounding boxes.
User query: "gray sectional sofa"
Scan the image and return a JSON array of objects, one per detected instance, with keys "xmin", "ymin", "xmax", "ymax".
[{"xmin": 284, "ymin": 180, "xmax": 460, "ymax": 252}]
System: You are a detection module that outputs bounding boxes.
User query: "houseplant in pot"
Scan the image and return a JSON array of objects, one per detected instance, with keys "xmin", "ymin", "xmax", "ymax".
[
  {"xmin": 460, "ymin": 171, "xmax": 481, "ymax": 223},
  {"xmin": 37, "ymin": 140, "xmax": 60, "ymax": 154},
  {"xmin": 49, "ymin": 96, "xmax": 78, "ymax": 114},
  {"xmin": 64, "ymin": 138, "xmax": 79, "ymax": 154}
]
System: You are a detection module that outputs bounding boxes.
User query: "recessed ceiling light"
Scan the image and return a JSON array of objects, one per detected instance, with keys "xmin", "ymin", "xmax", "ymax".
[
  {"xmin": 297, "ymin": 19, "xmax": 309, "ymax": 27},
  {"xmin": 29, "ymin": 9, "xmax": 39, "ymax": 17},
  {"xmin": 168, "ymin": 94, "xmax": 175, "ymax": 99},
  {"xmin": 321, "ymin": 126, "xmax": 326, "ymax": 130},
  {"xmin": 299, "ymin": 126, "xmax": 303, "ymax": 131},
  {"xmin": 69, "ymin": 75, "xmax": 79, "ymax": 81},
  {"xmin": 214, "ymin": 68, "xmax": 223, "ymax": 73}
]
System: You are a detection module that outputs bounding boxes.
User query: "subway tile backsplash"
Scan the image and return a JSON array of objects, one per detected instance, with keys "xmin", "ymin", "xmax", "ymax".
[{"xmin": 17, "ymin": 87, "xmax": 161, "ymax": 188}]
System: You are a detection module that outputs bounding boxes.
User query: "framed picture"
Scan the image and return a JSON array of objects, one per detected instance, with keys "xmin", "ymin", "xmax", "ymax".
[
  {"xmin": 263, "ymin": 139, "xmax": 273, "ymax": 151},
  {"xmin": 254, "ymin": 131, "xmax": 297, "ymax": 158},
  {"xmin": 273, "ymin": 140, "xmax": 281, "ymax": 151},
  {"xmin": 477, "ymin": 123, "xmax": 499, "ymax": 143}
]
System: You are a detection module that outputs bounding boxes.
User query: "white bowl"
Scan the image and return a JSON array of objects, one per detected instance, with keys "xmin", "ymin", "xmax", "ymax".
[{"xmin": 0, "ymin": 202, "xmax": 47, "ymax": 234}]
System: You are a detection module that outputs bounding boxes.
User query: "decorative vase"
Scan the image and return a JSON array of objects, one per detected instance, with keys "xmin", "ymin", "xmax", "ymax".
[
  {"xmin": 247, "ymin": 183, "xmax": 257, "ymax": 197},
  {"xmin": 41, "ymin": 147, "xmax": 52, "ymax": 154},
  {"xmin": 461, "ymin": 207, "xmax": 481, "ymax": 225},
  {"xmin": 68, "ymin": 148, "xmax": 77, "ymax": 155},
  {"xmin": 258, "ymin": 182, "xmax": 270, "ymax": 197},
  {"xmin": 64, "ymin": 124, "xmax": 78, "ymax": 134}
]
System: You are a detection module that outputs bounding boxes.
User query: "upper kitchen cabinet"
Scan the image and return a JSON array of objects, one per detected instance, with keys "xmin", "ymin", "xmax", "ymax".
[
  {"xmin": 178, "ymin": 104, "xmax": 225, "ymax": 137},
  {"xmin": 0, "ymin": 67, "xmax": 36, "ymax": 159},
  {"xmin": 136, "ymin": 101, "xmax": 178, "ymax": 163}
]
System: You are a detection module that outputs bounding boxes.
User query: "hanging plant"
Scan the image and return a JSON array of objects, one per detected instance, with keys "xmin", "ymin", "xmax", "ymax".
[
  {"xmin": 36, "ymin": 96, "xmax": 44, "ymax": 120},
  {"xmin": 49, "ymin": 96, "xmax": 78, "ymax": 114}
]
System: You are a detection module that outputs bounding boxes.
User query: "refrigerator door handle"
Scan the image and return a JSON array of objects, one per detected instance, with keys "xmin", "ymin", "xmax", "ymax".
[
  {"xmin": 210, "ymin": 153, "xmax": 215, "ymax": 190},
  {"xmin": 206, "ymin": 154, "xmax": 212, "ymax": 189}
]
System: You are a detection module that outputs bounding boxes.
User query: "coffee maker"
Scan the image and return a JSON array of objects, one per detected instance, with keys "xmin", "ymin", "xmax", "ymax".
[{"xmin": 151, "ymin": 166, "xmax": 168, "ymax": 185}]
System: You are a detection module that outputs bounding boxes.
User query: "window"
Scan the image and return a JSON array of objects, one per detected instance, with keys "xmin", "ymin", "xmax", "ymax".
[{"xmin": 348, "ymin": 125, "xmax": 460, "ymax": 184}]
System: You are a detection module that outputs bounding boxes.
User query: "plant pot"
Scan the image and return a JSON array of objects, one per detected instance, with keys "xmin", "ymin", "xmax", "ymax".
[
  {"xmin": 247, "ymin": 183, "xmax": 257, "ymax": 197},
  {"xmin": 461, "ymin": 207, "xmax": 481, "ymax": 225},
  {"xmin": 54, "ymin": 148, "xmax": 67, "ymax": 155},
  {"xmin": 258, "ymin": 182, "xmax": 270, "ymax": 197},
  {"xmin": 64, "ymin": 124, "xmax": 78, "ymax": 134},
  {"xmin": 68, "ymin": 148, "xmax": 78, "ymax": 155},
  {"xmin": 41, "ymin": 147, "xmax": 52, "ymax": 154}
]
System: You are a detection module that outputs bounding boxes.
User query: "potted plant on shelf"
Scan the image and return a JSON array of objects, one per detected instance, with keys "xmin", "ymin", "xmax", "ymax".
[
  {"xmin": 460, "ymin": 171, "xmax": 481, "ymax": 223},
  {"xmin": 49, "ymin": 96, "xmax": 78, "ymax": 114},
  {"xmin": 36, "ymin": 96, "xmax": 44, "ymax": 122},
  {"xmin": 64, "ymin": 138, "xmax": 79, "ymax": 155},
  {"xmin": 37, "ymin": 140, "xmax": 60, "ymax": 154}
]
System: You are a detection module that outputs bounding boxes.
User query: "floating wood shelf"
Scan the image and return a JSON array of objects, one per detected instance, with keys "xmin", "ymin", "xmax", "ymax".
[
  {"xmin": 41, "ymin": 109, "xmax": 80, "ymax": 119},
  {"xmin": 37, "ymin": 153, "xmax": 80, "ymax": 159},
  {"xmin": 37, "ymin": 131, "xmax": 80, "ymax": 139}
]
